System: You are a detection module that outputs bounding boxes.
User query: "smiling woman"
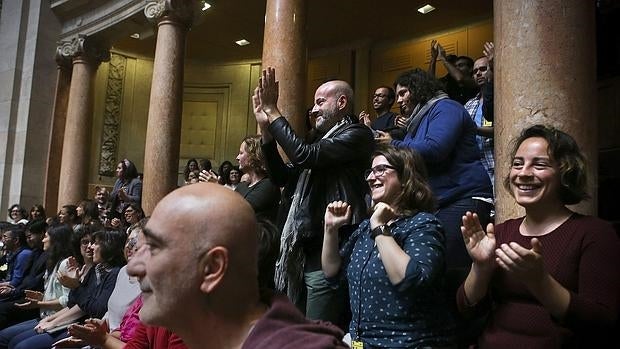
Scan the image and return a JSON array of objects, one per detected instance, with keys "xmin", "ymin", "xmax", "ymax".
[
  {"xmin": 457, "ymin": 124, "xmax": 620, "ymax": 348},
  {"xmin": 322, "ymin": 145, "xmax": 455, "ymax": 348}
]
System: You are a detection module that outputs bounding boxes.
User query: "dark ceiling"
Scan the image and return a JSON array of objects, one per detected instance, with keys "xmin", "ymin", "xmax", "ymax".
[{"xmin": 113, "ymin": 0, "xmax": 493, "ymax": 62}]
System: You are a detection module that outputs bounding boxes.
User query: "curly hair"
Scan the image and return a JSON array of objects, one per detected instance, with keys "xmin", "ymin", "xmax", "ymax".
[
  {"xmin": 241, "ymin": 135, "xmax": 268, "ymax": 176},
  {"xmin": 371, "ymin": 145, "xmax": 435, "ymax": 215},
  {"xmin": 393, "ymin": 68, "xmax": 444, "ymax": 106},
  {"xmin": 503, "ymin": 124, "xmax": 590, "ymax": 205}
]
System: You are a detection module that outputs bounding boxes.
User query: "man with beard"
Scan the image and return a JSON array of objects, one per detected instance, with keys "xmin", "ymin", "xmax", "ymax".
[
  {"xmin": 126, "ymin": 183, "xmax": 347, "ymax": 349},
  {"xmin": 358, "ymin": 86, "xmax": 398, "ymax": 131},
  {"xmin": 253, "ymin": 67, "xmax": 373, "ymax": 326},
  {"xmin": 465, "ymin": 53, "xmax": 495, "ymax": 191},
  {"xmin": 375, "ymin": 68, "xmax": 493, "ymax": 346}
]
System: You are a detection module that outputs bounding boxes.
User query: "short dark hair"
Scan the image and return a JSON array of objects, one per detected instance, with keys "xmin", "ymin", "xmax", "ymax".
[
  {"xmin": 8, "ymin": 204, "xmax": 27, "ymax": 221},
  {"xmin": 199, "ymin": 159, "xmax": 212, "ymax": 172},
  {"xmin": 394, "ymin": 68, "xmax": 444, "ymax": 105},
  {"xmin": 376, "ymin": 86, "xmax": 396, "ymax": 108},
  {"xmin": 7, "ymin": 226, "xmax": 27, "ymax": 246},
  {"xmin": 371, "ymin": 145, "xmax": 435, "ymax": 214},
  {"xmin": 503, "ymin": 124, "xmax": 590, "ymax": 205},
  {"xmin": 26, "ymin": 219, "xmax": 47, "ymax": 235},
  {"xmin": 119, "ymin": 159, "xmax": 139, "ymax": 180},
  {"xmin": 93, "ymin": 229, "xmax": 127, "ymax": 267},
  {"xmin": 456, "ymin": 56, "xmax": 474, "ymax": 69}
]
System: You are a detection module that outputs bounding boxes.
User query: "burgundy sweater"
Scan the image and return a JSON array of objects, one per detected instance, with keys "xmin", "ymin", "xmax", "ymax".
[
  {"xmin": 457, "ymin": 214, "xmax": 620, "ymax": 348},
  {"xmin": 242, "ymin": 292, "xmax": 348, "ymax": 349}
]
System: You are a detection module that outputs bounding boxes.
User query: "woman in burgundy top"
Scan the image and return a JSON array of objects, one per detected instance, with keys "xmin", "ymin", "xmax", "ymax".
[{"xmin": 457, "ymin": 125, "xmax": 619, "ymax": 348}]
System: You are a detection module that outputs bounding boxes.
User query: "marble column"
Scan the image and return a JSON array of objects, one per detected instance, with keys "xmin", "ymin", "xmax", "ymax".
[
  {"xmin": 494, "ymin": 0, "xmax": 597, "ymax": 221},
  {"xmin": 57, "ymin": 36, "xmax": 109, "ymax": 207},
  {"xmin": 44, "ymin": 53, "xmax": 72, "ymax": 213},
  {"xmin": 262, "ymin": 0, "xmax": 307, "ymax": 134},
  {"xmin": 142, "ymin": 0, "xmax": 197, "ymax": 214}
]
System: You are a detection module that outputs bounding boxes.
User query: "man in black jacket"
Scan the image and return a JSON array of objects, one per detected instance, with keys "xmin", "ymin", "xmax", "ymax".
[
  {"xmin": 0, "ymin": 219, "xmax": 48, "ymax": 328},
  {"xmin": 253, "ymin": 67, "xmax": 374, "ymax": 326}
]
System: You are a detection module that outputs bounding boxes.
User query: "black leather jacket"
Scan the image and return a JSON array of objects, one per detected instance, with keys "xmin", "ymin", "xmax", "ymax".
[{"xmin": 262, "ymin": 116, "xmax": 374, "ymax": 270}]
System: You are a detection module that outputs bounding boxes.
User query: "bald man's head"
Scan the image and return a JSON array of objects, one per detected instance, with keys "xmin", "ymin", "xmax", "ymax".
[
  {"xmin": 128, "ymin": 183, "xmax": 260, "ymax": 329},
  {"xmin": 312, "ymin": 80, "xmax": 354, "ymax": 132}
]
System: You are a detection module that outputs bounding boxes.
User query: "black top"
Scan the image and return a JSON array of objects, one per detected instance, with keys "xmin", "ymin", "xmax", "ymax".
[{"xmin": 235, "ymin": 177, "xmax": 281, "ymax": 222}]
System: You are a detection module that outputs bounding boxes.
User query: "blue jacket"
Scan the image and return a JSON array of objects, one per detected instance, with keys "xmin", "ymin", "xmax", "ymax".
[{"xmin": 392, "ymin": 99, "xmax": 492, "ymax": 207}]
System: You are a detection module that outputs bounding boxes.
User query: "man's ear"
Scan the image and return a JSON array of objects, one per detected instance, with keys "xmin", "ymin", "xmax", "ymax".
[
  {"xmin": 198, "ymin": 246, "xmax": 228, "ymax": 294},
  {"xmin": 337, "ymin": 95, "xmax": 347, "ymax": 111}
]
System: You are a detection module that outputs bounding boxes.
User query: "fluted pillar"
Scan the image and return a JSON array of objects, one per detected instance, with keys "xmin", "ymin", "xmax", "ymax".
[
  {"xmin": 57, "ymin": 36, "xmax": 109, "ymax": 207},
  {"xmin": 44, "ymin": 53, "xmax": 72, "ymax": 213},
  {"xmin": 142, "ymin": 0, "xmax": 197, "ymax": 214},
  {"xmin": 494, "ymin": 0, "xmax": 597, "ymax": 221},
  {"xmin": 262, "ymin": 0, "xmax": 307, "ymax": 134}
]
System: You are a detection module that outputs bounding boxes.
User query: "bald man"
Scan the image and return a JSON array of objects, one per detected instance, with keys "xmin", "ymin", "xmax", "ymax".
[
  {"xmin": 253, "ymin": 67, "xmax": 373, "ymax": 325},
  {"xmin": 127, "ymin": 183, "xmax": 346, "ymax": 349}
]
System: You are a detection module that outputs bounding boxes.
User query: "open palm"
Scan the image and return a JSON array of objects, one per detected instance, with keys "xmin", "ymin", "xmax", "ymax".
[{"xmin": 461, "ymin": 212, "xmax": 496, "ymax": 266}]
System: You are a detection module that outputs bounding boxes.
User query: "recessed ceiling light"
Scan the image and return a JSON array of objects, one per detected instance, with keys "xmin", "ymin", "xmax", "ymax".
[
  {"xmin": 235, "ymin": 39, "xmax": 250, "ymax": 46},
  {"xmin": 130, "ymin": 33, "xmax": 140, "ymax": 39},
  {"xmin": 417, "ymin": 4, "xmax": 435, "ymax": 14},
  {"xmin": 202, "ymin": 2, "xmax": 212, "ymax": 11}
]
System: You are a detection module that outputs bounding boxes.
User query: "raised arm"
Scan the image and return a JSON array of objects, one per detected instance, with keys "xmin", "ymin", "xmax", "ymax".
[{"xmin": 322, "ymin": 201, "xmax": 352, "ymax": 278}]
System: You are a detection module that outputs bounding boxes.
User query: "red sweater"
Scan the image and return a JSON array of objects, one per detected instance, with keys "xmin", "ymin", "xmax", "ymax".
[{"xmin": 457, "ymin": 214, "xmax": 620, "ymax": 348}]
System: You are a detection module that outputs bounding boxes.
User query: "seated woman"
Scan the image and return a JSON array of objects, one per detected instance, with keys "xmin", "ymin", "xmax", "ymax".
[
  {"xmin": 0, "ymin": 229, "xmax": 126, "ymax": 349},
  {"xmin": 322, "ymin": 145, "xmax": 455, "ymax": 348},
  {"xmin": 54, "ymin": 221, "xmax": 145, "ymax": 349},
  {"xmin": 0, "ymin": 224, "xmax": 73, "ymax": 338},
  {"xmin": 457, "ymin": 125, "xmax": 620, "ymax": 348},
  {"xmin": 234, "ymin": 136, "xmax": 281, "ymax": 222},
  {"xmin": 109, "ymin": 159, "xmax": 142, "ymax": 219}
]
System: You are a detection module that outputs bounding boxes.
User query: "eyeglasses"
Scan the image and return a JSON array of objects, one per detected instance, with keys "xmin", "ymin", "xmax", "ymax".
[{"xmin": 364, "ymin": 164, "xmax": 396, "ymax": 178}]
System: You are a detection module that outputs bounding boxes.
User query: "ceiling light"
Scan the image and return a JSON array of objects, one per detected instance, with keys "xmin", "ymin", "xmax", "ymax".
[
  {"xmin": 130, "ymin": 33, "xmax": 140, "ymax": 39},
  {"xmin": 202, "ymin": 2, "xmax": 212, "ymax": 11},
  {"xmin": 417, "ymin": 4, "xmax": 435, "ymax": 14},
  {"xmin": 235, "ymin": 39, "xmax": 250, "ymax": 46}
]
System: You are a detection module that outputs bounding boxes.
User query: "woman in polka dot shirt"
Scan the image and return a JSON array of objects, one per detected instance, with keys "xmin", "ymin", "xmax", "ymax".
[{"xmin": 322, "ymin": 145, "xmax": 455, "ymax": 348}]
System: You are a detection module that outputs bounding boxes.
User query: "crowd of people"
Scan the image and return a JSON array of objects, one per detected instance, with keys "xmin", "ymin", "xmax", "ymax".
[{"xmin": 0, "ymin": 40, "xmax": 618, "ymax": 349}]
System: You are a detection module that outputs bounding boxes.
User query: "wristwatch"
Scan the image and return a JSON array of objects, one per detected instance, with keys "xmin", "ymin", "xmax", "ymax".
[{"xmin": 370, "ymin": 224, "xmax": 392, "ymax": 240}]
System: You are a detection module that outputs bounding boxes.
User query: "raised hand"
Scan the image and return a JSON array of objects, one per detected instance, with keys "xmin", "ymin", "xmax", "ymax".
[
  {"xmin": 199, "ymin": 169, "xmax": 219, "ymax": 183},
  {"xmin": 483, "ymin": 41, "xmax": 495, "ymax": 69},
  {"xmin": 436, "ymin": 42, "xmax": 447, "ymax": 61},
  {"xmin": 358, "ymin": 111, "xmax": 371, "ymax": 127},
  {"xmin": 394, "ymin": 114, "xmax": 409, "ymax": 128},
  {"xmin": 495, "ymin": 238, "xmax": 545, "ymax": 287},
  {"xmin": 258, "ymin": 67, "xmax": 280, "ymax": 115},
  {"xmin": 461, "ymin": 211, "xmax": 496, "ymax": 269},
  {"xmin": 430, "ymin": 40, "xmax": 439, "ymax": 60},
  {"xmin": 57, "ymin": 265, "xmax": 81, "ymax": 289},
  {"xmin": 324, "ymin": 201, "xmax": 352, "ymax": 234},
  {"xmin": 370, "ymin": 202, "xmax": 397, "ymax": 227}
]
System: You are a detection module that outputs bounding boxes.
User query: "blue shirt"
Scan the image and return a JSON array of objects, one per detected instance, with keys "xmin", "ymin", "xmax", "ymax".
[
  {"xmin": 391, "ymin": 99, "xmax": 492, "ymax": 207},
  {"xmin": 6, "ymin": 247, "xmax": 32, "ymax": 287},
  {"xmin": 339, "ymin": 212, "xmax": 454, "ymax": 348}
]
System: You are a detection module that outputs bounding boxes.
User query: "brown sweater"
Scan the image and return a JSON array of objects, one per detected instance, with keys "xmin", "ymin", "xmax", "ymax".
[{"xmin": 457, "ymin": 214, "xmax": 620, "ymax": 348}]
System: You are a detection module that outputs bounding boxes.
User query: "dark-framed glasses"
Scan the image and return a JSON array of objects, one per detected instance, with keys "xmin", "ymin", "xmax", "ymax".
[{"xmin": 364, "ymin": 164, "xmax": 396, "ymax": 178}]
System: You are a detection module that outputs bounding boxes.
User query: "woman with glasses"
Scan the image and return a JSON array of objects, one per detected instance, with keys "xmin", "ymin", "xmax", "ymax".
[
  {"xmin": 7, "ymin": 205, "xmax": 28, "ymax": 225},
  {"xmin": 322, "ymin": 145, "xmax": 454, "ymax": 348}
]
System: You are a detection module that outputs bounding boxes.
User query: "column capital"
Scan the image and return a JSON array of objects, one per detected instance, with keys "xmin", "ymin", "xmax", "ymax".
[
  {"xmin": 144, "ymin": 0, "xmax": 201, "ymax": 28},
  {"xmin": 56, "ymin": 35, "xmax": 110, "ymax": 65}
]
